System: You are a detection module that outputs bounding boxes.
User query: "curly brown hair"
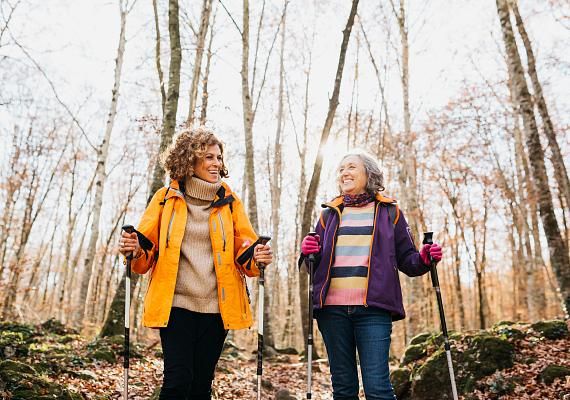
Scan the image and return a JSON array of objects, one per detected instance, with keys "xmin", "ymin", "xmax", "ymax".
[{"xmin": 160, "ymin": 126, "xmax": 229, "ymax": 181}]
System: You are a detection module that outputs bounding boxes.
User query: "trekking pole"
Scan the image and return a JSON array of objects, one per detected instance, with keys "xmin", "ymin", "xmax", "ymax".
[
  {"xmin": 423, "ymin": 232, "xmax": 458, "ymax": 400},
  {"xmin": 121, "ymin": 224, "xmax": 135, "ymax": 400},
  {"xmin": 256, "ymin": 235, "xmax": 271, "ymax": 400},
  {"xmin": 306, "ymin": 232, "xmax": 317, "ymax": 400}
]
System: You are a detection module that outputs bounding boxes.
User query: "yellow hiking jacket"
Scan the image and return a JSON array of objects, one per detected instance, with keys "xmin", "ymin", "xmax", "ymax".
[{"xmin": 131, "ymin": 180, "xmax": 260, "ymax": 330}]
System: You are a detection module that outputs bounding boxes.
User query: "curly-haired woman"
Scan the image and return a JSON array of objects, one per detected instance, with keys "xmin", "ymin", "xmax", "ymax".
[
  {"xmin": 300, "ymin": 151, "xmax": 442, "ymax": 400},
  {"xmin": 119, "ymin": 127, "xmax": 272, "ymax": 399}
]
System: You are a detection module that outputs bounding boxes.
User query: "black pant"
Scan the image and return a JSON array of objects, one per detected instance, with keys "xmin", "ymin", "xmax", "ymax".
[{"xmin": 159, "ymin": 308, "xmax": 227, "ymax": 400}]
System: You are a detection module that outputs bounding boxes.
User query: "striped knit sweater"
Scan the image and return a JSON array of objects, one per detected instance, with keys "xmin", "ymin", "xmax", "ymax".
[{"xmin": 324, "ymin": 202, "xmax": 375, "ymax": 306}]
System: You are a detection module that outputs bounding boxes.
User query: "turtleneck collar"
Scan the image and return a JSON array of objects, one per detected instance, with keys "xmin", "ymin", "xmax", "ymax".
[
  {"xmin": 342, "ymin": 192, "xmax": 374, "ymax": 207},
  {"xmin": 184, "ymin": 176, "xmax": 222, "ymax": 201}
]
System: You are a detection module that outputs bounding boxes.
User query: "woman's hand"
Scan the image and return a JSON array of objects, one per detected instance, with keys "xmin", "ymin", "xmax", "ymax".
[
  {"xmin": 253, "ymin": 244, "xmax": 273, "ymax": 266},
  {"xmin": 301, "ymin": 234, "xmax": 320, "ymax": 256},
  {"xmin": 119, "ymin": 231, "xmax": 141, "ymax": 258},
  {"xmin": 420, "ymin": 243, "xmax": 443, "ymax": 266}
]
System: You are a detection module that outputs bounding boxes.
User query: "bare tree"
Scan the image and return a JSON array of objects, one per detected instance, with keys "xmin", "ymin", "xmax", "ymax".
[
  {"xmin": 496, "ymin": 0, "xmax": 570, "ymax": 317},
  {"xmin": 76, "ymin": 0, "xmax": 134, "ymax": 326},
  {"xmin": 187, "ymin": 0, "xmax": 212, "ymax": 125},
  {"xmin": 148, "ymin": 0, "xmax": 182, "ymax": 201},
  {"xmin": 510, "ymin": 0, "xmax": 570, "ymax": 216},
  {"xmin": 299, "ymin": 0, "xmax": 359, "ymax": 352},
  {"xmin": 101, "ymin": 0, "xmax": 181, "ymax": 337}
]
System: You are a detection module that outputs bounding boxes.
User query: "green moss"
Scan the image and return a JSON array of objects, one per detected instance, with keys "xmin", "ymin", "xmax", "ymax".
[
  {"xmin": 87, "ymin": 348, "xmax": 116, "ymax": 363},
  {"xmin": 531, "ymin": 320, "xmax": 569, "ymax": 340},
  {"xmin": 463, "ymin": 334, "xmax": 514, "ymax": 378},
  {"xmin": 539, "ymin": 364, "xmax": 570, "ymax": 385},
  {"xmin": 390, "ymin": 367, "xmax": 411, "ymax": 399},
  {"xmin": 40, "ymin": 318, "xmax": 78, "ymax": 336},
  {"xmin": 0, "ymin": 359, "xmax": 83, "ymax": 399},
  {"xmin": 409, "ymin": 332, "xmax": 433, "ymax": 346},
  {"xmin": 401, "ymin": 344, "xmax": 427, "ymax": 366}
]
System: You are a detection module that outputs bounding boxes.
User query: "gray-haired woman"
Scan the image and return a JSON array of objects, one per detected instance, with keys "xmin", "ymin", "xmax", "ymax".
[{"xmin": 300, "ymin": 151, "xmax": 443, "ymax": 399}]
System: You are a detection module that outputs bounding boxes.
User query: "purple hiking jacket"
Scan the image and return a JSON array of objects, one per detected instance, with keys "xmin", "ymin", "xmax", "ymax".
[{"xmin": 302, "ymin": 194, "xmax": 430, "ymax": 321}]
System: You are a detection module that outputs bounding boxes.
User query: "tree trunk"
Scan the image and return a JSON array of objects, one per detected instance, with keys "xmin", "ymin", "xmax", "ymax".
[
  {"xmin": 241, "ymin": 0, "xmax": 259, "ymax": 231},
  {"xmin": 187, "ymin": 0, "xmax": 212, "ymax": 125},
  {"xmin": 200, "ymin": 8, "xmax": 216, "ymax": 125},
  {"xmin": 511, "ymin": 0, "xmax": 570, "ymax": 213},
  {"xmin": 390, "ymin": 0, "xmax": 425, "ymax": 339},
  {"xmin": 149, "ymin": 0, "xmax": 182, "ymax": 202},
  {"xmin": 76, "ymin": 3, "xmax": 128, "ymax": 326},
  {"xmin": 152, "ymin": 0, "xmax": 166, "ymax": 115},
  {"xmin": 497, "ymin": 0, "xmax": 570, "ymax": 317},
  {"xmin": 299, "ymin": 0, "xmax": 359, "ymax": 353},
  {"xmin": 100, "ymin": 0, "xmax": 181, "ymax": 337}
]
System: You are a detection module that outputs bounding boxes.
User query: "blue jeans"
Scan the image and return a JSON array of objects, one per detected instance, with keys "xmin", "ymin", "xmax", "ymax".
[{"xmin": 316, "ymin": 306, "xmax": 396, "ymax": 400}]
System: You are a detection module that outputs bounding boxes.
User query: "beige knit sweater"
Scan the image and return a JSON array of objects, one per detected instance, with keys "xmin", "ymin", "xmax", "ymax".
[{"xmin": 172, "ymin": 177, "xmax": 222, "ymax": 314}]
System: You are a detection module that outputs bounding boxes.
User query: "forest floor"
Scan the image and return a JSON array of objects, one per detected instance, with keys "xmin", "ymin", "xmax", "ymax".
[{"xmin": 1, "ymin": 319, "xmax": 569, "ymax": 399}]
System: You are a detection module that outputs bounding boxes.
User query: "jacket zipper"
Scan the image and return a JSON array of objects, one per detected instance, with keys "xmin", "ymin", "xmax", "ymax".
[
  {"xmin": 363, "ymin": 202, "xmax": 380, "ymax": 307},
  {"xmin": 217, "ymin": 212, "xmax": 226, "ymax": 251},
  {"xmin": 320, "ymin": 206, "xmax": 341, "ymax": 307},
  {"xmin": 166, "ymin": 209, "xmax": 175, "ymax": 248}
]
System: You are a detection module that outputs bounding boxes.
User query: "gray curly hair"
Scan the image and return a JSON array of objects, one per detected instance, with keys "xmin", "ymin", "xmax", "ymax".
[{"xmin": 337, "ymin": 150, "xmax": 385, "ymax": 195}]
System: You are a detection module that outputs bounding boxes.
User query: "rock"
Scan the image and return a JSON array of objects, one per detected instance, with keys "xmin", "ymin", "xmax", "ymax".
[
  {"xmin": 410, "ymin": 333, "xmax": 514, "ymax": 399},
  {"xmin": 491, "ymin": 321, "xmax": 526, "ymax": 340},
  {"xmin": 400, "ymin": 344, "xmax": 426, "ymax": 366},
  {"xmin": 390, "ymin": 367, "xmax": 411, "ymax": 399},
  {"xmin": 85, "ymin": 335, "xmax": 142, "ymax": 363},
  {"xmin": 409, "ymin": 332, "xmax": 433, "ymax": 346},
  {"xmin": 539, "ymin": 364, "xmax": 570, "ymax": 385},
  {"xmin": 483, "ymin": 371, "xmax": 518, "ymax": 396},
  {"xmin": 40, "ymin": 318, "xmax": 78, "ymax": 336},
  {"xmin": 531, "ymin": 320, "xmax": 569, "ymax": 340},
  {"xmin": 0, "ymin": 359, "xmax": 83, "ymax": 400},
  {"xmin": 276, "ymin": 347, "xmax": 299, "ymax": 355},
  {"xmin": 0, "ymin": 322, "xmax": 38, "ymax": 360},
  {"xmin": 462, "ymin": 333, "xmax": 514, "ymax": 377},
  {"xmin": 275, "ymin": 388, "xmax": 297, "ymax": 399},
  {"xmin": 87, "ymin": 348, "xmax": 116, "ymax": 363}
]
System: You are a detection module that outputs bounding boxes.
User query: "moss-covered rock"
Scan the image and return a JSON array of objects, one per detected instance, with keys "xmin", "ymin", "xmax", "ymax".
[
  {"xmin": 409, "ymin": 332, "xmax": 433, "ymax": 346},
  {"xmin": 87, "ymin": 348, "xmax": 116, "ymax": 363},
  {"xmin": 492, "ymin": 321, "xmax": 526, "ymax": 341},
  {"xmin": 0, "ymin": 359, "xmax": 83, "ymax": 399},
  {"xmin": 400, "ymin": 344, "xmax": 426, "ymax": 366},
  {"xmin": 409, "ymin": 333, "xmax": 514, "ymax": 399},
  {"xmin": 390, "ymin": 367, "xmax": 411, "ymax": 399},
  {"xmin": 84, "ymin": 335, "xmax": 142, "ymax": 363},
  {"xmin": 539, "ymin": 364, "xmax": 570, "ymax": 385},
  {"xmin": 0, "ymin": 322, "xmax": 39, "ymax": 360},
  {"xmin": 482, "ymin": 371, "xmax": 519, "ymax": 396},
  {"xmin": 40, "ymin": 318, "xmax": 78, "ymax": 336},
  {"xmin": 531, "ymin": 320, "xmax": 569, "ymax": 340},
  {"xmin": 462, "ymin": 333, "xmax": 514, "ymax": 377}
]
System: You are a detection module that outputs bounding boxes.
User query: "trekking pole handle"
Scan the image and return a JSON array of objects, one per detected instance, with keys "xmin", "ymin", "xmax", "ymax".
[
  {"xmin": 122, "ymin": 224, "xmax": 135, "ymax": 261},
  {"xmin": 307, "ymin": 231, "xmax": 317, "ymax": 263},
  {"xmin": 256, "ymin": 235, "xmax": 271, "ymax": 269},
  {"xmin": 422, "ymin": 232, "xmax": 440, "ymax": 287}
]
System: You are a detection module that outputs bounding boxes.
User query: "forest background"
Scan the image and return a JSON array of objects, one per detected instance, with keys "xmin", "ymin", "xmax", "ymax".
[{"xmin": 0, "ymin": 0, "xmax": 568, "ymax": 366}]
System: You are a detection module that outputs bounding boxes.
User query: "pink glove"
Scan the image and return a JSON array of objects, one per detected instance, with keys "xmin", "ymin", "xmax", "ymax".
[
  {"xmin": 301, "ymin": 234, "xmax": 320, "ymax": 256},
  {"xmin": 420, "ymin": 243, "xmax": 443, "ymax": 266}
]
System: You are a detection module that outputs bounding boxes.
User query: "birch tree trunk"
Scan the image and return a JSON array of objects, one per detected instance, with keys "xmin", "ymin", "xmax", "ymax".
[
  {"xmin": 299, "ymin": 0, "xmax": 359, "ymax": 352},
  {"xmin": 497, "ymin": 0, "xmax": 570, "ymax": 317},
  {"xmin": 389, "ymin": 0, "xmax": 425, "ymax": 339},
  {"xmin": 149, "ymin": 0, "xmax": 182, "ymax": 201},
  {"xmin": 100, "ymin": 0, "xmax": 181, "ymax": 337},
  {"xmin": 241, "ymin": 0, "xmax": 259, "ymax": 231},
  {"xmin": 76, "ymin": 2, "xmax": 128, "ymax": 326},
  {"xmin": 187, "ymin": 0, "xmax": 212, "ymax": 125},
  {"xmin": 510, "ymin": 0, "xmax": 570, "ymax": 214}
]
